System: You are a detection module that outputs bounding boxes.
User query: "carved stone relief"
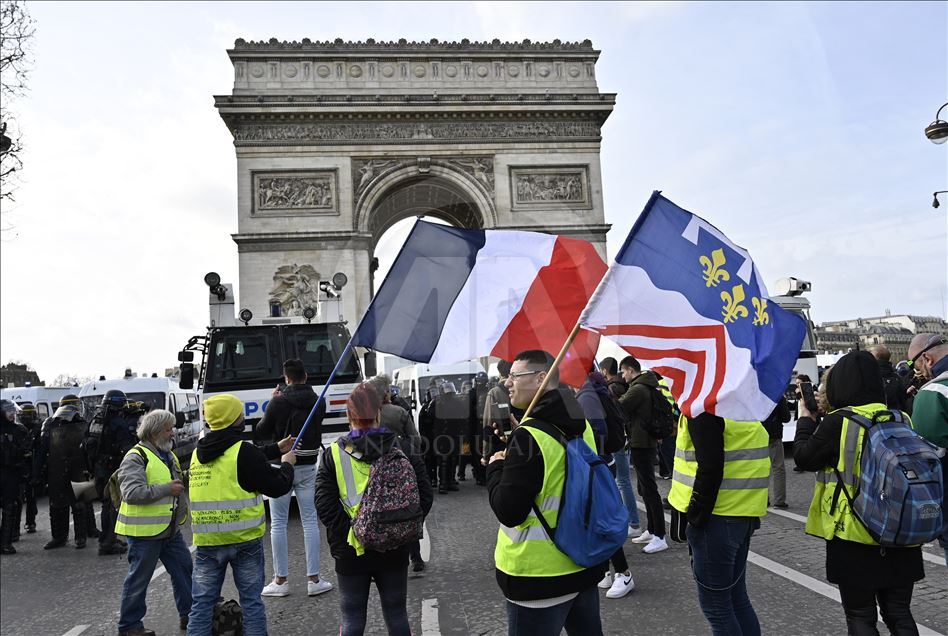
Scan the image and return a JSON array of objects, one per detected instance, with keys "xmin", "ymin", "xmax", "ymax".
[
  {"xmin": 234, "ymin": 121, "xmax": 600, "ymax": 145},
  {"xmin": 268, "ymin": 264, "xmax": 321, "ymax": 316},
  {"xmin": 352, "ymin": 156, "xmax": 495, "ymax": 198},
  {"xmin": 253, "ymin": 170, "xmax": 338, "ymax": 215},
  {"xmin": 510, "ymin": 166, "xmax": 591, "ymax": 210}
]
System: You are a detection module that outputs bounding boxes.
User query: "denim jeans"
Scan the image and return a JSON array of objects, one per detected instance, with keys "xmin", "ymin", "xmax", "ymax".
[
  {"xmin": 188, "ymin": 537, "xmax": 267, "ymax": 636},
  {"xmin": 268, "ymin": 463, "xmax": 320, "ymax": 578},
  {"xmin": 337, "ymin": 566, "xmax": 410, "ymax": 636},
  {"xmin": 506, "ymin": 585, "xmax": 603, "ymax": 636},
  {"xmin": 119, "ymin": 531, "xmax": 193, "ymax": 631},
  {"xmin": 612, "ymin": 449, "xmax": 640, "ymax": 526},
  {"xmin": 687, "ymin": 515, "xmax": 761, "ymax": 636}
]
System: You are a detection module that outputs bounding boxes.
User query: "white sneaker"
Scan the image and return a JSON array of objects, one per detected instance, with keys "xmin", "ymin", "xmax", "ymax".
[
  {"xmin": 606, "ymin": 572, "xmax": 635, "ymax": 599},
  {"xmin": 261, "ymin": 580, "xmax": 290, "ymax": 597},
  {"xmin": 642, "ymin": 535, "xmax": 668, "ymax": 554},
  {"xmin": 598, "ymin": 572, "xmax": 614, "ymax": 589},
  {"xmin": 307, "ymin": 579, "xmax": 333, "ymax": 596},
  {"xmin": 630, "ymin": 530, "xmax": 653, "ymax": 544},
  {"xmin": 627, "ymin": 525, "xmax": 643, "ymax": 539}
]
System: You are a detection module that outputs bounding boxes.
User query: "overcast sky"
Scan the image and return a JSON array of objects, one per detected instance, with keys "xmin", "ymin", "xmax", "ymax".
[{"xmin": 1, "ymin": 1, "xmax": 946, "ymax": 383}]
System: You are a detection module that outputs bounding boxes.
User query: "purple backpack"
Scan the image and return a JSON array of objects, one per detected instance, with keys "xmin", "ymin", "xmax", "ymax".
[{"xmin": 352, "ymin": 447, "xmax": 424, "ymax": 552}]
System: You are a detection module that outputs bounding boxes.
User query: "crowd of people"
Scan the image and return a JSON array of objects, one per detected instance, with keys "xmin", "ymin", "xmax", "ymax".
[{"xmin": 0, "ymin": 334, "xmax": 945, "ymax": 636}]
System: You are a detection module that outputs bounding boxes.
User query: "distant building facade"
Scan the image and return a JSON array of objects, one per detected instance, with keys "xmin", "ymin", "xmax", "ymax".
[
  {"xmin": 2, "ymin": 363, "xmax": 43, "ymax": 388},
  {"xmin": 815, "ymin": 314, "xmax": 947, "ymax": 362}
]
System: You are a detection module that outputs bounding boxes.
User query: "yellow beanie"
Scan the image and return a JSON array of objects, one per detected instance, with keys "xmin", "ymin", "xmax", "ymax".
[{"xmin": 204, "ymin": 394, "xmax": 244, "ymax": 430}]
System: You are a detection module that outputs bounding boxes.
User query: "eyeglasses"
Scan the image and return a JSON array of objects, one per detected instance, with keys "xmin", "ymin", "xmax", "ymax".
[
  {"xmin": 508, "ymin": 370, "xmax": 541, "ymax": 380},
  {"xmin": 907, "ymin": 336, "xmax": 947, "ymax": 368}
]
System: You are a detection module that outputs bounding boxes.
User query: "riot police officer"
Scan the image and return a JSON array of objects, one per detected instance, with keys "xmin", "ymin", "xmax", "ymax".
[
  {"xmin": 2, "ymin": 400, "xmax": 32, "ymax": 554},
  {"xmin": 34, "ymin": 395, "xmax": 90, "ymax": 549},
  {"xmin": 86, "ymin": 389, "xmax": 136, "ymax": 555},
  {"xmin": 15, "ymin": 402, "xmax": 40, "ymax": 535}
]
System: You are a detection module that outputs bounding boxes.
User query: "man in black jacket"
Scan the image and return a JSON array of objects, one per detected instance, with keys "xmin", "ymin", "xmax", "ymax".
[
  {"xmin": 762, "ymin": 397, "xmax": 791, "ymax": 509},
  {"xmin": 255, "ymin": 359, "xmax": 330, "ymax": 597},
  {"xmin": 869, "ymin": 345, "xmax": 908, "ymax": 411},
  {"xmin": 486, "ymin": 350, "xmax": 605, "ymax": 636}
]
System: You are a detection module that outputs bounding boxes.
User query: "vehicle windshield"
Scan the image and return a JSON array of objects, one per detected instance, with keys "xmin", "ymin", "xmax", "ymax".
[
  {"xmin": 79, "ymin": 392, "xmax": 165, "ymax": 421},
  {"xmin": 284, "ymin": 324, "xmax": 360, "ymax": 384}
]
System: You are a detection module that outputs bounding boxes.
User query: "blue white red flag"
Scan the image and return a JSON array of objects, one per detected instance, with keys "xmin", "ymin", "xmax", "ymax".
[
  {"xmin": 580, "ymin": 192, "xmax": 806, "ymax": 420},
  {"xmin": 352, "ymin": 220, "xmax": 607, "ymax": 387}
]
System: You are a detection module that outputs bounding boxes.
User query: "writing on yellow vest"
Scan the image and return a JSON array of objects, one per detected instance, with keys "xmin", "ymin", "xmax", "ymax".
[
  {"xmin": 189, "ymin": 441, "xmax": 265, "ymax": 547},
  {"xmin": 115, "ymin": 445, "xmax": 186, "ymax": 537},
  {"xmin": 494, "ymin": 419, "xmax": 597, "ymax": 577},
  {"xmin": 804, "ymin": 403, "xmax": 886, "ymax": 545},
  {"xmin": 668, "ymin": 417, "xmax": 769, "ymax": 517},
  {"xmin": 331, "ymin": 440, "xmax": 371, "ymax": 556}
]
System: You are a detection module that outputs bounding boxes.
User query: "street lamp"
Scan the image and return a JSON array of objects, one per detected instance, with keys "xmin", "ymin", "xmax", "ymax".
[{"xmin": 924, "ymin": 103, "xmax": 948, "ymax": 144}]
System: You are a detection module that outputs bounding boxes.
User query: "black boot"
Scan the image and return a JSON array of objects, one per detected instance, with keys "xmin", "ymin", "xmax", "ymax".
[
  {"xmin": 72, "ymin": 504, "xmax": 87, "ymax": 549},
  {"xmin": 85, "ymin": 503, "xmax": 100, "ymax": 538},
  {"xmin": 48, "ymin": 505, "xmax": 70, "ymax": 548},
  {"xmin": 1, "ymin": 504, "xmax": 17, "ymax": 554}
]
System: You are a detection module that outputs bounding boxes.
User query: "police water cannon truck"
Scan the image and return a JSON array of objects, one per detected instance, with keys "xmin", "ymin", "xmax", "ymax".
[
  {"xmin": 771, "ymin": 277, "xmax": 820, "ymax": 442},
  {"xmin": 177, "ymin": 272, "xmax": 368, "ymax": 443}
]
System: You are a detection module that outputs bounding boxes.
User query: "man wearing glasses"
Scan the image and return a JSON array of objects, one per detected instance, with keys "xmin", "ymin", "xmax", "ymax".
[
  {"xmin": 905, "ymin": 333, "xmax": 948, "ymax": 566},
  {"xmin": 486, "ymin": 350, "xmax": 605, "ymax": 636}
]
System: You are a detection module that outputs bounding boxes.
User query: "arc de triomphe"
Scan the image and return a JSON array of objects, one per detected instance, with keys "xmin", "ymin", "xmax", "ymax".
[{"xmin": 214, "ymin": 38, "xmax": 615, "ymax": 323}]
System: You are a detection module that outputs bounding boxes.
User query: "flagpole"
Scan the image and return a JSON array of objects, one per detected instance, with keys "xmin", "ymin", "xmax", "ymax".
[
  {"xmin": 521, "ymin": 320, "xmax": 584, "ymax": 422},
  {"xmin": 290, "ymin": 338, "xmax": 357, "ymax": 452}
]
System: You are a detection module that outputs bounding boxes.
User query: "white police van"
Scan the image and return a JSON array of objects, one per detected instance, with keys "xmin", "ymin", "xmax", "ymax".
[
  {"xmin": 77, "ymin": 374, "xmax": 202, "ymax": 463},
  {"xmin": 0, "ymin": 386, "xmax": 79, "ymax": 421}
]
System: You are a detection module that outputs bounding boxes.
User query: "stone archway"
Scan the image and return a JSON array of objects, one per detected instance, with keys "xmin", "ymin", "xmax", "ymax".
[{"xmin": 218, "ymin": 39, "xmax": 615, "ymax": 323}]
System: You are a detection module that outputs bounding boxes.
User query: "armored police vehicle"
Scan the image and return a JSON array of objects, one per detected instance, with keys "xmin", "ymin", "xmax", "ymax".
[
  {"xmin": 76, "ymin": 373, "xmax": 202, "ymax": 463},
  {"xmin": 177, "ymin": 272, "xmax": 367, "ymax": 445}
]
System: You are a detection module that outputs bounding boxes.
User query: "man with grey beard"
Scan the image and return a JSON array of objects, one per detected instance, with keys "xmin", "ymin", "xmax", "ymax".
[{"xmin": 114, "ymin": 409, "xmax": 192, "ymax": 636}]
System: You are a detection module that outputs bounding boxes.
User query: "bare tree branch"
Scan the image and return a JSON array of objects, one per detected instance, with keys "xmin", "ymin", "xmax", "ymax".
[{"xmin": 0, "ymin": 0, "xmax": 36, "ymax": 203}]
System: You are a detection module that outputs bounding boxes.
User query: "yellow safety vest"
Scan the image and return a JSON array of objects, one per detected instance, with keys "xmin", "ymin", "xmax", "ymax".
[
  {"xmin": 330, "ymin": 440, "xmax": 371, "ymax": 556},
  {"xmin": 115, "ymin": 445, "xmax": 186, "ymax": 537},
  {"xmin": 494, "ymin": 419, "xmax": 598, "ymax": 577},
  {"xmin": 668, "ymin": 417, "xmax": 770, "ymax": 517},
  {"xmin": 804, "ymin": 403, "xmax": 890, "ymax": 545},
  {"xmin": 189, "ymin": 441, "xmax": 265, "ymax": 546}
]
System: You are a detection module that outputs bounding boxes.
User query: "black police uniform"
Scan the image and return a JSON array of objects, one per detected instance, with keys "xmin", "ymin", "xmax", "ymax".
[{"xmin": 1, "ymin": 406, "xmax": 31, "ymax": 554}]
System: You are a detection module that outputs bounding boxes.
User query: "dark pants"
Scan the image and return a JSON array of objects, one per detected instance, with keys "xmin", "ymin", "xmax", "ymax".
[
  {"xmin": 337, "ymin": 567, "xmax": 410, "ymax": 636},
  {"xmin": 657, "ymin": 436, "xmax": 676, "ymax": 478},
  {"xmin": 437, "ymin": 455, "xmax": 457, "ymax": 491},
  {"xmin": 50, "ymin": 502, "xmax": 87, "ymax": 543},
  {"xmin": 119, "ymin": 532, "xmax": 193, "ymax": 631},
  {"xmin": 606, "ymin": 463, "xmax": 628, "ymax": 573},
  {"xmin": 505, "ymin": 584, "xmax": 603, "ymax": 636},
  {"xmin": 630, "ymin": 447, "xmax": 665, "ymax": 538},
  {"xmin": 687, "ymin": 515, "xmax": 761, "ymax": 636},
  {"xmin": 838, "ymin": 584, "xmax": 918, "ymax": 635}
]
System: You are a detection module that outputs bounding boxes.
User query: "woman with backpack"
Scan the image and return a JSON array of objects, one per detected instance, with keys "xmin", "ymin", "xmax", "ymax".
[
  {"xmin": 794, "ymin": 351, "xmax": 925, "ymax": 635},
  {"xmin": 315, "ymin": 382, "xmax": 434, "ymax": 636}
]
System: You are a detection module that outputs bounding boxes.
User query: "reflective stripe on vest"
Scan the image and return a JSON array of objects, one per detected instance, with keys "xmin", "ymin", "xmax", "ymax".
[
  {"xmin": 331, "ymin": 440, "xmax": 370, "ymax": 556},
  {"xmin": 668, "ymin": 418, "xmax": 770, "ymax": 517},
  {"xmin": 494, "ymin": 419, "xmax": 597, "ymax": 578},
  {"xmin": 115, "ymin": 445, "xmax": 183, "ymax": 537},
  {"xmin": 804, "ymin": 403, "xmax": 888, "ymax": 545},
  {"xmin": 188, "ymin": 441, "xmax": 266, "ymax": 546}
]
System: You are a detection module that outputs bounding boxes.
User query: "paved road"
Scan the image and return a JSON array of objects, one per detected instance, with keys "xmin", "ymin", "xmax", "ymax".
[{"xmin": 1, "ymin": 458, "xmax": 945, "ymax": 635}]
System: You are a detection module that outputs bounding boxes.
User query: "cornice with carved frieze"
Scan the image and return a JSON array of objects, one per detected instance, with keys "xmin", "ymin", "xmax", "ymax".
[{"xmin": 231, "ymin": 38, "xmax": 598, "ymax": 54}]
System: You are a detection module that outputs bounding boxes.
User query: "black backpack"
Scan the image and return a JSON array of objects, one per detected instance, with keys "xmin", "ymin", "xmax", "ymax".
[
  {"xmin": 212, "ymin": 599, "xmax": 243, "ymax": 635},
  {"xmin": 595, "ymin": 390, "xmax": 628, "ymax": 454},
  {"xmin": 643, "ymin": 384, "xmax": 677, "ymax": 440}
]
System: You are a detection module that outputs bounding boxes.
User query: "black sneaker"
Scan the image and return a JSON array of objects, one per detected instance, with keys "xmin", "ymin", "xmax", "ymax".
[
  {"xmin": 774, "ymin": 503, "xmax": 789, "ymax": 509},
  {"xmin": 44, "ymin": 539, "xmax": 67, "ymax": 550},
  {"xmin": 99, "ymin": 543, "xmax": 128, "ymax": 556},
  {"xmin": 1, "ymin": 545, "xmax": 15, "ymax": 555},
  {"xmin": 179, "ymin": 615, "xmax": 189, "ymax": 631},
  {"xmin": 412, "ymin": 559, "xmax": 426, "ymax": 573},
  {"xmin": 75, "ymin": 538, "xmax": 87, "ymax": 549}
]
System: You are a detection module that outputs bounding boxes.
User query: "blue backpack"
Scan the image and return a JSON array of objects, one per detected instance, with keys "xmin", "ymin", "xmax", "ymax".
[
  {"xmin": 527, "ymin": 421, "xmax": 629, "ymax": 567},
  {"xmin": 834, "ymin": 409, "xmax": 944, "ymax": 547}
]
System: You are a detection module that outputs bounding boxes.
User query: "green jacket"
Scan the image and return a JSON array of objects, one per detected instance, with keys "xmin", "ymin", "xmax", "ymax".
[
  {"xmin": 912, "ymin": 370, "xmax": 948, "ymax": 448},
  {"xmin": 618, "ymin": 371, "xmax": 659, "ymax": 449}
]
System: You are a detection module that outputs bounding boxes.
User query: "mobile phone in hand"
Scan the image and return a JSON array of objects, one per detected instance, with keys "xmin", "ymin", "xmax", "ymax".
[{"xmin": 799, "ymin": 382, "xmax": 818, "ymax": 413}]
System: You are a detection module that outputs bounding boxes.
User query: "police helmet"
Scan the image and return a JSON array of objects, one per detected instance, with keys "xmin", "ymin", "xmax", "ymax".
[
  {"xmin": 102, "ymin": 389, "xmax": 128, "ymax": 409},
  {"xmin": 0, "ymin": 399, "xmax": 15, "ymax": 417},
  {"xmin": 475, "ymin": 371, "xmax": 488, "ymax": 385}
]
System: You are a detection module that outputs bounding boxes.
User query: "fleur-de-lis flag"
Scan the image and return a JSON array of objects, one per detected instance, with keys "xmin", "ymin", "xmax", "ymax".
[{"xmin": 579, "ymin": 192, "xmax": 806, "ymax": 421}]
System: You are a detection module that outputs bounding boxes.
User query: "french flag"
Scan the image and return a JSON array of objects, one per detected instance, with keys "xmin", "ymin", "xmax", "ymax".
[
  {"xmin": 580, "ymin": 192, "xmax": 806, "ymax": 421},
  {"xmin": 351, "ymin": 220, "xmax": 607, "ymax": 387}
]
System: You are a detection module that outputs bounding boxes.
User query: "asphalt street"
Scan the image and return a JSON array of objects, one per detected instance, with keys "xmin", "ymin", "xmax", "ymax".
[{"xmin": 1, "ymin": 458, "xmax": 945, "ymax": 636}]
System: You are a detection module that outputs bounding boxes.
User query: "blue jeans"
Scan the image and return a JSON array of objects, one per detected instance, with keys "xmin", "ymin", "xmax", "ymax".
[
  {"xmin": 337, "ymin": 567, "xmax": 410, "ymax": 636},
  {"xmin": 506, "ymin": 585, "xmax": 603, "ymax": 636},
  {"xmin": 268, "ymin": 463, "xmax": 320, "ymax": 578},
  {"xmin": 612, "ymin": 449, "xmax": 640, "ymax": 526},
  {"xmin": 686, "ymin": 515, "xmax": 761, "ymax": 636},
  {"xmin": 188, "ymin": 537, "xmax": 267, "ymax": 636},
  {"xmin": 119, "ymin": 531, "xmax": 193, "ymax": 631}
]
